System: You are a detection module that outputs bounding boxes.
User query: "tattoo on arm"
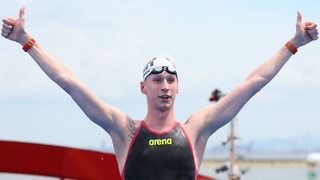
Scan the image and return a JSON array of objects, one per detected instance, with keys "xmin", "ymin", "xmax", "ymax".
[
  {"xmin": 128, "ymin": 118, "xmax": 137, "ymax": 139},
  {"xmin": 184, "ymin": 119, "xmax": 191, "ymax": 129}
]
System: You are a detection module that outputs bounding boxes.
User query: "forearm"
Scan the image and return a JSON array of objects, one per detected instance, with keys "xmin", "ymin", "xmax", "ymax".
[
  {"xmin": 245, "ymin": 13, "xmax": 318, "ymax": 92},
  {"xmin": 21, "ymin": 34, "xmax": 75, "ymax": 91},
  {"xmin": 245, "ymin": 44, "xmax": 293, "ymax": 92}
]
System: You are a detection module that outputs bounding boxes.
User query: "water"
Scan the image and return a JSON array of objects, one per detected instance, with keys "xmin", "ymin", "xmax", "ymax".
[
  {"xmin": 0, "ymin": 165, "xmax": 314, "ymax": 180},
  {"xmin": 200, "ymin": 165, "xmax": 311, "ymax": 180}
]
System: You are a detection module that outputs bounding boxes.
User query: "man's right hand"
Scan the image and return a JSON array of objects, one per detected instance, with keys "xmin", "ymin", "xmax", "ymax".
[{"xmin": 1, "ymin": 7, "xmax": 30, "ymax": 45}]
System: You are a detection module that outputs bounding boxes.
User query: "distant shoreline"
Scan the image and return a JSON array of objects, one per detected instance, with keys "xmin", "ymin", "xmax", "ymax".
[{"xmin": 202, "ymin": 159, "xmax": 306, "ymax": 167}]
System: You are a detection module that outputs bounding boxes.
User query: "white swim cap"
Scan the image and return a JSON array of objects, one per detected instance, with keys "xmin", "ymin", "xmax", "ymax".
[{"xmin": 142, "ymin": 57, "xmax": 177, "ymax": 80}]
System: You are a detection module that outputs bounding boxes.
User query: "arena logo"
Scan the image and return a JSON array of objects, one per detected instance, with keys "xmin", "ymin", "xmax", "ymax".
[{"xmin": 149, "ymin": 138, "xmax": 172, "ymax": 146}]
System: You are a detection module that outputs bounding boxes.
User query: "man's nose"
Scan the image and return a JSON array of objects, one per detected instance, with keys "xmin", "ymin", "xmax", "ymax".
[{"xmin": 161, "ymin": 80, "xmax": 169, "ymax": 91}]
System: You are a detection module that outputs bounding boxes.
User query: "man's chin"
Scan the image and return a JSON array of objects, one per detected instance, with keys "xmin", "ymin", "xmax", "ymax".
[{"xmin": 157, "ymin": 105, "xmax": 172, "ymax": 112}]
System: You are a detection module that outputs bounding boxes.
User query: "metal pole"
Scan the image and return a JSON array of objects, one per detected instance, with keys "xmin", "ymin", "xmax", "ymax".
[{"xmin": 229, "ymin": 119, "xmax": 235, "ymax": 180}]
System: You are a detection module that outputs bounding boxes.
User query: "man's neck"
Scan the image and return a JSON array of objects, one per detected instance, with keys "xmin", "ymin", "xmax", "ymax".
[{"xmin": 144, "ymin": 109, "xmax": 176, "ymax": 132}]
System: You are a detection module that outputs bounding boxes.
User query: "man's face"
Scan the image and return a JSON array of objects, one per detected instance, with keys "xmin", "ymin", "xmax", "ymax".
[{"xmin": 141, "ymin": 71, "xmax": 179, "ymax": 112}]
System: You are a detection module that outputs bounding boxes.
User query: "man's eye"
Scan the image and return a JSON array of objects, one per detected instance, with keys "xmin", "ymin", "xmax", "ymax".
[
  {"xmin": 167, "ymin": 78, "xmax": 175, "ymax": 83},
  {"xmin": 153, "ymin": 78, "xmax": 162, "ymax": 82}
]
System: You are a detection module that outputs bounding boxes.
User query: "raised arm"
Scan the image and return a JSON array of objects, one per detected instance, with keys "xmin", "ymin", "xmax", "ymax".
[
  {"xmin": 188, "ymin": 12, "xmax": 318, "ymax": 139},
  {"xmin": 1, "ymin": 7, "xmax": 129, "ymax": 138}
]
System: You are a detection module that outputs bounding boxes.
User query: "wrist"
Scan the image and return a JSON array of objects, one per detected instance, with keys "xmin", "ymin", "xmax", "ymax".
[
  {"xmin": 22, "ymin": 38, "xmax": 36, "ymax": 52},
  {"xmin": 285, "ymin": 36, "xmax": 301, "ymax": 55},
  {"xmin": 17, "ymin": 33, "xmax": 36, "ymax": 52},
  {"xmin": 285, "ymin": 41, "xmax": 298, "ymax": 55},
  {"xmin": 17, "ymin": 33, "xmax": 32, "ymax": 46},
  {"xmin": 288, "ymin": 35, "xmax": 304, "ymax": 49}
]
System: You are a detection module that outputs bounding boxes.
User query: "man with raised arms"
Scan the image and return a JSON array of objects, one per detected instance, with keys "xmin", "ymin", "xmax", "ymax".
[{"xmin": 1, "ymin": 7, "xmax": 318, "ymax": 180}]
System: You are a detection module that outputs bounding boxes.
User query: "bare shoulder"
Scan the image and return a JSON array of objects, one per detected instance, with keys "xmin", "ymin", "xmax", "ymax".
[
  {"xmin": 127, "ymin": 119, "xmax": 141, "ymax": 139},
  {"xmin": 181, "ymin": 115, "xmax": 212, "ymax": 168},
  {"xmin": 111, "ymin": 118, "xmax": 142, "ymax": 171},
  {"xmin": 181, "ymin": 114, "xmax": 205, "ymax": 142},
  {"xmin": 108, "ymin": 116, "xmax": 140, "ymax": 146},
  {"xmin": 182, "ymin": 107, "xmax": 217, "ymax": 141},
  {"xmin": 111, "ymin": 118, "xmax": 141, "ymax": 152}
]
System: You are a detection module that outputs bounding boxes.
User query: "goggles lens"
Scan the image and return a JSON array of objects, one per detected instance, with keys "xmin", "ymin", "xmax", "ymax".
[{"xmin": 151, "ymin": 66, "xmax": 177, "ymax": 75}]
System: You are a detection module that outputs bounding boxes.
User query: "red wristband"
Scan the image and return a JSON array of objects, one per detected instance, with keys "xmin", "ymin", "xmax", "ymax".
[
  {"xmin": 22, "ymin": 38, "xmax": 36, "ymax": 52},
  {"xmin": 285, "ymin": 41, "xmax": 297, "ymax": 54}
]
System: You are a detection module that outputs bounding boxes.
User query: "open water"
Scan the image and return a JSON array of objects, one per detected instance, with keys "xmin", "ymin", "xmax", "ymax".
[
  {"xmin": 200, "ymin": 165, "xmax": 314, "ymax": 180},
  {"xmin": 0, "ymin": 165, "xmax": 316, "ymax": 180}
]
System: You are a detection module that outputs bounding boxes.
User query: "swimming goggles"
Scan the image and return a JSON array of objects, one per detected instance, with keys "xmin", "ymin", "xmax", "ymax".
[
  {"xmin": 143, "ymin": 57, "xmax": 178, "ymax": 80},
  {"xmin": 150, "ymin": 66, "xmax": 177, "ymax": 75}
]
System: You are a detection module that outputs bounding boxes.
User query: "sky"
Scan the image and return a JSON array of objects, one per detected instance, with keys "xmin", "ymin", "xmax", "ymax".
[{"xmin": 0, "ymin": 0, "xmax": 319, "ymax": 152}]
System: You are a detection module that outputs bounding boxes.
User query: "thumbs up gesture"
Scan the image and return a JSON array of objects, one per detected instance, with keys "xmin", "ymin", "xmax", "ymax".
[
  {"xmin": 1, "ymin": 7, "xmax": 29, "ymax": 45},
  {"xmin": 292, "ymin": 11, "xmax": 318, "ymax": 48}
]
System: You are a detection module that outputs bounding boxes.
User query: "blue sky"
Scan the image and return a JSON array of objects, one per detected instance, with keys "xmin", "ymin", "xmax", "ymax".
[{"xmin": 1, "ymin": 0, "xmax": 319, "ymax": 152}]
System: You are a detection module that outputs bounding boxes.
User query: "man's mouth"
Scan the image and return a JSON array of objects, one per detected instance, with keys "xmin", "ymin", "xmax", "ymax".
[{"xmin": 159, "ymin": 95, "xmax": 171, "ymax": 99}]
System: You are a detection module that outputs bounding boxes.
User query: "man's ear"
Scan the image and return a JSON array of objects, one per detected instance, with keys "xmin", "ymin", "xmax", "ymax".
[{"xmin": 140, "ymin": 81, "xmax": 147, "ymax": 94}]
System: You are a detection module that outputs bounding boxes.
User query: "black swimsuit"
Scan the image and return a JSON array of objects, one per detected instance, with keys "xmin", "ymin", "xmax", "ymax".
[{"xmin": 122, "ymin": 121, "xmax": 197, "ymax": 180}]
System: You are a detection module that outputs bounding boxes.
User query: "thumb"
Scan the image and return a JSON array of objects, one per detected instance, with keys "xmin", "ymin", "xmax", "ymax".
[
  {"xmin": 19, "ymin": 7, "xmax": 26, "ymax": 19},
  {"xmin": 296, "ymin": 11, "xmax": 302, "ymax": 24}
]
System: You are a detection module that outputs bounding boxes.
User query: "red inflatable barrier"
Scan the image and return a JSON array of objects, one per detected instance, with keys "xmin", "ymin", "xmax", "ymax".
[{"xmin": 0, "ymin": 140, "xmax": 215, "ymax": 180}]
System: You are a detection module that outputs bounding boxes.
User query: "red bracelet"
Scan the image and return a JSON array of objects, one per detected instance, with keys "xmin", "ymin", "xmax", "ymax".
[
  {"xmin": 285, "ymin": 41, "xmax": 297, "ymax": 54},
  {"xmin": 22, "ymin": 38, "xmax": 36, "ymax": 52}
]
